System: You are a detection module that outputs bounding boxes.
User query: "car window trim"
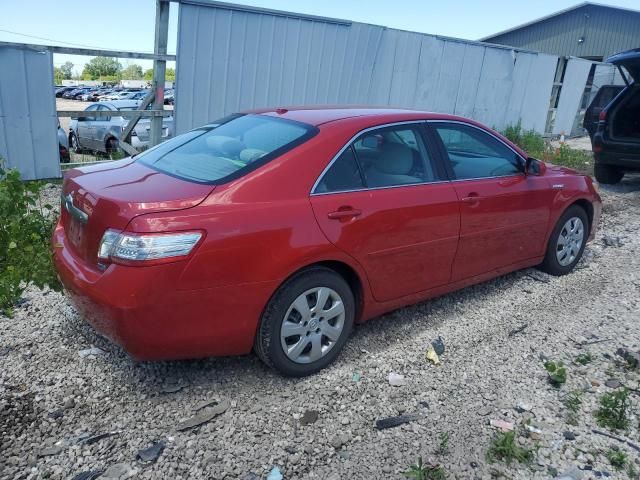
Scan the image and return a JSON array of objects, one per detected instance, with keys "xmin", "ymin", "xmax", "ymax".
[
  {"xmin": 310, "ymin": 120, "xmax": 444, "ymax": 196},
  {"xmin": 427, "ymin": 120, "xmax": 527, "ymax": 181}
]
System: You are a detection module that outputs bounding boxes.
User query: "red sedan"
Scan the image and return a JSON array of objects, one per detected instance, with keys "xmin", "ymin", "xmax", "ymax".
[{"xmin": 53, "ymin": 108, "xmax": 601, "ymax": 376}]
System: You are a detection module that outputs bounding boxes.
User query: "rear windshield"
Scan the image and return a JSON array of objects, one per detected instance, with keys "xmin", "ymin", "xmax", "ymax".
[{"xmin": 136, "ymin": 114, "xmax": 316, "ymax": 184}]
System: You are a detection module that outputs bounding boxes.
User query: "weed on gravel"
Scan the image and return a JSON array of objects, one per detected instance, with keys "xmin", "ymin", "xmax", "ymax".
[
  {"xmin": 605, "ymin": 447, "xmax": 628, "ymax": 470},
  {"xmin": 575, "ymin": 352, "xmax": 594, "ymax": 365},
  {"xmin": 436, "ymin": 432, "xmax": 450, "ymax": 456},
  {"xmin": 563, "ymin": 390, "xmax": 584, "ymax": 425},
  {"xmin": 596, "ymin": 389, "xmax": 631, "ymax": 430},
  {"xmin": 486, "ymin": 431, "xmax": 535, "ymax": 465},
  {"xmin": 404, "ymin": 457, "xmax": 446, "ymax": 480},
  {"xmin": 544, "ymin": 360, "xmax": 567, "ymax": 387}
]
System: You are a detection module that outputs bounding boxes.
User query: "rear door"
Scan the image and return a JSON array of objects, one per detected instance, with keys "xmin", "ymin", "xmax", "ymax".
[
  {"xmin": 310, "ymin": 122, "xmax": 460, "ymax": 302},
  {"xmin": 584, "ymin": 85, "xmax": 624, "ymax": 139},
  {"xmin": 429, "ymin": 121, "xmax": 551, "ymax": 282}
]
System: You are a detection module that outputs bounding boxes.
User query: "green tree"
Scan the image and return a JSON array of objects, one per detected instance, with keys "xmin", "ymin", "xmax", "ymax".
[
  {"xmin": 142, "ymin": 67, "xmax": 176, "ymax": 82},
  {"xmin": 53, "ymin": 67, "xmax": 64, "ymax": 84},
  {"xmin": 82, "ymin": 57, "xmax": 122, "ymax": 80},
  {"xmin": 60, "ymin": 61, "xmax": 74, "ymax": 79},
  {"xmin": 122, "ymin": 64, "xmax": 143, "ymax": 80}
]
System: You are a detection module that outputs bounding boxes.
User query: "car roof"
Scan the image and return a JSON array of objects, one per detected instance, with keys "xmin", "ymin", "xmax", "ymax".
[{"xmin": 245, "ymin": 106, "xmax": 475, "ymax": 127}]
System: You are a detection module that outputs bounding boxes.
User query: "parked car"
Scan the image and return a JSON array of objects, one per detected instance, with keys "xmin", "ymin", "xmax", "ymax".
[
  {"xmin": 590, "ymin": 48, "xmax": 640, "ymax": 184},
  {"xmin": 56, "ymin": 86, "xmax": 75, "ymax": 98},
  {"xmin": 53, "ymin": 107, "xmax": 601, "ymax": 376},
  {"xmin": 68, "ymin": 100, "xmax": 173, "ymax": 154},
  {"xmin": 62, "ymin": 88, "xmax": 83, "ymax": 99},
  {"xmin": 99, "ymin": 91, "xmax": 135, "ymax": 102},
  {"xmin": 71, "ymin": 88, "xmax": 92, "ymax": 100},
  {"xmin": 57, "ymin": 119, "xmax": 70, "ymax": 163},
  {"xmin": 164, "ymin": 89, "xmax": 174, "ymax": 105}
]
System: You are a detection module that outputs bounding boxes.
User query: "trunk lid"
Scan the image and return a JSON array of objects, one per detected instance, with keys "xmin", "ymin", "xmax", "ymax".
[
  {"xmin": 607, "ymin": 48, "xmax": 640, "ymax": 83},
  {"xmin": 61, "ymin": 158, "xmax": 214, "ymax": 265}
]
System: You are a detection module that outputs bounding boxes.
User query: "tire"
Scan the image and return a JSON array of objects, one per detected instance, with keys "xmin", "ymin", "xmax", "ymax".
[
  {"xmin": 106, "ymin": 137, "xmax": 119, "ymax": 156},
  {"xmin": 254, "ymin": 267, "xmax": 355, "ymax": 377},
  {"xmin": 539, "ymin": 205, "xmax": 589, "ymax": 276},
  {"xmin": 69, "ymin": 133, "xmax": 81, "ymax": 153},
  {"xmin": 594, "ymin": 162, "xmax": 623, "ymax": 184}
]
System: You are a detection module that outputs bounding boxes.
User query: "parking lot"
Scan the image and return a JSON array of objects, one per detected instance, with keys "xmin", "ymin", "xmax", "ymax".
[{"xmin": 1, "ymin": 176, "xmax": 639, "ymax": 479}]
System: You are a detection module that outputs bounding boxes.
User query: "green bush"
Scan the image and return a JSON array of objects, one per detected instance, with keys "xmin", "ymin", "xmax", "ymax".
[
  {"xmin": 0, "ymin": 164, "xmax": 61, "ymax": 316},
  {"xmin": 501, "ymin": 123, "xmax": 593, "ymax": 173}
]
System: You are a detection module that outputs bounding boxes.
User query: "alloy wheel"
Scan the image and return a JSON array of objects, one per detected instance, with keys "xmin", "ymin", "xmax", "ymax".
[
  {"xmin": 556, "ymin": 216, "xmax": 584, "ymax": 266},
  {"xmin": 280, "ymin": 287, "xmax": 346, "ymax": 364}
]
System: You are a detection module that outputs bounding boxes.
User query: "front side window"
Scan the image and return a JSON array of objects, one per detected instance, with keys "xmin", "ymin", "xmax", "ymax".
[
  {"xmin": 136, "ymin": 114, "xmax": 315, "ymax": 184},
  {"xmin": 433, "ymin": 123, "xmax": 522, "ymax": 180},
  {"xmin": 315, "ymin": 124, "xmax": 436, "ymax": 193}
]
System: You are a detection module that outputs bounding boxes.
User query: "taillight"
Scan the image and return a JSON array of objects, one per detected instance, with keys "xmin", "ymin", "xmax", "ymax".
[
  {"xmin": 98, "ymin": 229, "xmax": 203, "ymax": 266},
  {"xmin": 598, "ymin": 109, "xmax": 607, "ymax": 121}
]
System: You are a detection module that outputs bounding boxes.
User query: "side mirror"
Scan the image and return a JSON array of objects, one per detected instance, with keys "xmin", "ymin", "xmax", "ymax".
[{"xmin": 525, "ymin": 157, "xmax": 545, "ymax": 176}]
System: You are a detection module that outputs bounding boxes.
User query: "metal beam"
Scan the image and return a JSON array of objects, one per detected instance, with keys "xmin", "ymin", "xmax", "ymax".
[
  {"xmin": 121, "ymin": 92, "xmax": 157, "ymax": 142},
  {"xmin": 0, "ymin": 41, "xmax": 176, "ymax": 61},
  {"xmin": 150, "ymin": 0, "xmax": 170, "ymax": 147},
  {"xmin": 56, "ymin": 110, "xmax": 172, "ymax": 118}
]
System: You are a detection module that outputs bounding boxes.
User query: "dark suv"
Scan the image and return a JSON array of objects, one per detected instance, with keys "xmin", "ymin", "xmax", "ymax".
[{"xmin": 586, "ymin": 48, "xmax": 640, "ymax": 184}]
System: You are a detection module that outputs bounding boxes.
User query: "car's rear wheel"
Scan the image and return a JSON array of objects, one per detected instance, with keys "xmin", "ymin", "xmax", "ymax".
[
  {"xmin": 106, "ymin": 137, "xmax": 120, "ymax": 156},
  {"xmin": 594, "ymin": 162, "xmax": 624, "ymax": 184},
  {"xmin": 69, "ymin": 133, "xmax": 81, "ymax": 153},
  {"xmin": 254, "ymin": 267, "xmax": 355, "ymax": 376},
  {"xmin": 539, "ymin": 205, "xmax": 589, "ymax": 276}
]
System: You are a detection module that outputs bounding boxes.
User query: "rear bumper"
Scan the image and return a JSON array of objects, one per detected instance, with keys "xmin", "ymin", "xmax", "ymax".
[
  {"xmin": 595, "ymin": 150, "xmax": 640, "ymax": 170},
  {"xmin": 52, "ymin": 222, "xmax": 277, "ymax": 361}
]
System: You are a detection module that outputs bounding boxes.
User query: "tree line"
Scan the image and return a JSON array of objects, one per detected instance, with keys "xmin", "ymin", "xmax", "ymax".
[{"xmin": 54, "ymin": 57, "xmax": 176, "ymax": 83}]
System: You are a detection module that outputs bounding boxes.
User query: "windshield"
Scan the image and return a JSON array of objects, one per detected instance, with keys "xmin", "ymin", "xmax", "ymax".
[{"xmin": 136, "ymin": 114, "xmax": 316, "ymax": 184}]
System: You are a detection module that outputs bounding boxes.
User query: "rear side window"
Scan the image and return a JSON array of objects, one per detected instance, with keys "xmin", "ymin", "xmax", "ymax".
[
  {"xmin": 434, "ymin": 123, "xmax": 522, "ymax": 180},
  {"xmin": 137, "ymin": 114, "xmax": 316, "ymax": 184},
  {"xmin": 314, "ymin": 124, "xmax": 437, "ymax": 193},
  {"xmin": 315, "ymin": 147, "xmax": 364, "ymax": 193}
]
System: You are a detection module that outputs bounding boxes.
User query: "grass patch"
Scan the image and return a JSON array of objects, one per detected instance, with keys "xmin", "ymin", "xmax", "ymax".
[
  {"xmin": 501, "ymin": 123, "xmax": 593, "ymax": 172},
  {"xmin": 563, "ymin": 390, "xmax": 583, "ymax": 425},
  {"xmin": 544, "ymin": 361, "xmax": 567, "ymax": 387},
  {"xmin": 596, "ymin": 389, "xmax": 631, "ymax": 430},
  {"xmin": 486, "ymin": 431, "xmax": 534, "ymax": 465},
  {"xmin": 605, "ymin": 448, "xmax": 627, "ymax": 470},
  {"xmin": 574, "ymin": 353, "xmax": 594, "ymax": 365},
  {"xmin": 404, "ymin": 457, "xmax": 446, "ymax": 480},
  {"xmin": 436, "ymin": 432, "xmax": 450, "ymax": 456}
]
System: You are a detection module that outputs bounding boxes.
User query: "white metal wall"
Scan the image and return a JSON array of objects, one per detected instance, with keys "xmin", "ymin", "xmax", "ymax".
[
  {"xmin": 0, "ymin": 46, "xmax": 60, "ymax": 180},
  {"xmin": 175, "ymin": 2, "xmax": 558, "ymax": 135}
]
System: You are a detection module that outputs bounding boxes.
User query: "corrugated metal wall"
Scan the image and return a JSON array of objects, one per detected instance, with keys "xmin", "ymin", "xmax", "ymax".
[
  {"xmin": 483, "ymin": 4, "xmax": 640, "ymax": 60},
  {"xmin": 0, "ymin": 46, "xmax": 60, "ymax": 180},
  {"xmin": 175, "ymin": 2, "xmax": 558, "ymax": 135}
]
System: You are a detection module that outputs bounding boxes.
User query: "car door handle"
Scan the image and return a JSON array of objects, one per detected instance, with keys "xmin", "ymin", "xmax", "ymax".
[
  {"xmin": 327, "ymin": 207, "xmax": 362, "ymax": 220},
  {"xmin": 461, "ymin": 192, "xmax": 481, "ymax": 203}
]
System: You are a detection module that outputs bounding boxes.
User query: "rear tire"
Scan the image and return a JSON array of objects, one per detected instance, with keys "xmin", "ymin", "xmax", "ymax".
[
  {"xmin": 106, "ymin": 137, "xmax": 120, "ymax": 156},
  {"xmin": 69, "ymin": 133, "xmax": 81, "ymax": 153},
  {"xmin": 539, "ymin": 205, "xmax": 589, "ymax": 276},
  {"xmin": 594, "ymin": 162, "xmax": 623, "ymax": 184},
  {"xmin": 254, "ymin": 267, "xmax": 355, "ymax": 377}
]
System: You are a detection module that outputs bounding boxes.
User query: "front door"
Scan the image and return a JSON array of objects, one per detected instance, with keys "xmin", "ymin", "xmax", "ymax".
[
  {"xmin": 310, "ymin": 123, "xmax": 460, "ymax": 302},
  {"xmin": 77, "ymin": 104, "xmax": 99, "ymax": 150},
  {"xmin": 430, "ymin": 121, "xmax": 551, "ymax": 281}
]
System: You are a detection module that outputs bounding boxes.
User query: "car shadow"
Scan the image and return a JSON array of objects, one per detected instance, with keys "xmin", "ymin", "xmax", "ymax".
[
  {"xmin": 600, "ymin": 172, "xmax": 640, "ymax": 193},
  {"xmin": 58, "ymin": 265, "xmax": 548, "ymax": 390}
]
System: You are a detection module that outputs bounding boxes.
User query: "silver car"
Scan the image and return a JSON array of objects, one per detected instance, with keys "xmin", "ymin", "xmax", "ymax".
[{"xmin": 68, "ymin": 100, "xmax": 174, "ymax": 154}]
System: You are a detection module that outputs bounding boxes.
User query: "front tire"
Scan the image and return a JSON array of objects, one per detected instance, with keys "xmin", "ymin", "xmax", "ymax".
[
  {"xmin": 254, "ymin": 267, "xmax": 355, "ymax": 377},
  {"xmin": 594, "ymin": 162, "xmax": 623, "ymax": 184},
  {"xmin": 539, "ymin": 205, "xmax": 589, "ymax": 276}
]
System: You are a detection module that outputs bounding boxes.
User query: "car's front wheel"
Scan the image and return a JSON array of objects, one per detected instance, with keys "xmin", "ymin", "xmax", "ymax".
[
  {"xmin": 254, "ymin": 267, "xmax": 355, "ymax": 376},
  {"xmin": 594, "ymin": 162, "xmax": 624, "ymax": 184},
  {"xmin": 539, "ymin": 205, "xmax": 589, "ymax": 276}
]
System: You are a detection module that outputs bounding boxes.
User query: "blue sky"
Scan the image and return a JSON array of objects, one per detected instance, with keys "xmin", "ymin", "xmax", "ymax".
[{"xmin": 1, "ymin": 0, "xmax": 638, "ymax": 75}]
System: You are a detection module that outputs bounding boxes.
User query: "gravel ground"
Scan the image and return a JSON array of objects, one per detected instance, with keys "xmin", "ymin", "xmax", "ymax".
[{"xmin": 1, "ymin": 176, "xmax": 640, "ymax": 480}]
